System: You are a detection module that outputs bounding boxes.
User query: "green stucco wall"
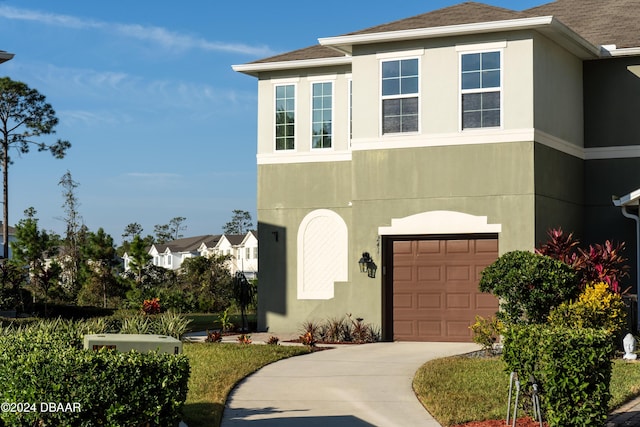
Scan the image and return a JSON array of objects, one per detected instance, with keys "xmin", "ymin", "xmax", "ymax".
[
  {"xmin": 257, "ymin": 141, "xmax": 539, "ymax": 333},
  {"xmin": 584, "ymin": 57, "xmax": 640, "ymax": 148},
  {"xmin": 534, "ymin": 143, "xmax": 584, "ymax": 245}
]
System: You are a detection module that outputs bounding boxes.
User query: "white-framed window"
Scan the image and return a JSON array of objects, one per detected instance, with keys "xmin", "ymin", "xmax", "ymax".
[
  {"xmin": 246, "ymin": 248, "xmax": 251, "ymax": 259},
  {"xmin": 166, "ymin": 254, "xmax": 172, "ymax": 266},
  {"xmin": 254, "ymin": 246, "xmax": 258, "ymax": 259},
  {"xmin": 311, "ymin": 81, "xmax": 332, "ymax": 149},
  {"xmin": 460, "ymin": 50, "xmax": 501, "ymax": 129},
  {"xmin": 381, "ymin": 58, "xmax": 419, "ymax": 134},
  {"xmin": 275, "ymin": 84, "xmax": 295, "ymax": 150}
]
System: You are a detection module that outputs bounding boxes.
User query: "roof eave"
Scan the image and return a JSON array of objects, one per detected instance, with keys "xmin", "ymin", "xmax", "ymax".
[
  {"xmin": 232, "ymin": 55, "xmax": 352, "ymax": 77},
  {"xmin": 0, "ymin": 51, "xmax": 14, "ymax": 64},
  {"xmin": 606, "ymin": 47, "xmax": 640, "ymax": 58},
  {"xmin": 319, "ymin": 16, "xmax": 601, "ymax": 59}
]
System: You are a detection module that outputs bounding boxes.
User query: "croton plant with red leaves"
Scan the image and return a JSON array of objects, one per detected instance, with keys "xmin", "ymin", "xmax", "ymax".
[{"xmin": 536, "ymin": 228, "xmax": 630, "ymax": 293}]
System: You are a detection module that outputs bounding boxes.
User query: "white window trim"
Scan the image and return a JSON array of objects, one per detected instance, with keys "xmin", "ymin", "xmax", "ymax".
[
  {"xmin": 348, "ymin": 78, "xmax": 353, "ymax": 148},
  {"xmin": 310, "ymin": 80, "xmax": 334, "ymax": 151},
  {"xmin": 458, "ymin": 48, "xmax": 504, "ymax": 132},
  {"xmin": 274, "ymin": 82, "xmax": 297, "ymax": 152},
  {"xmin": 379, "ymin": 56, "xmax": 421, "ymax": 137}
]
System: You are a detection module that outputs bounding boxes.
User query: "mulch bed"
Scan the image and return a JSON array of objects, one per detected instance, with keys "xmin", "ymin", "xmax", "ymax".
[{"xmin": 451, "ymin": 417, "xmax": 547, "ymax": 427}]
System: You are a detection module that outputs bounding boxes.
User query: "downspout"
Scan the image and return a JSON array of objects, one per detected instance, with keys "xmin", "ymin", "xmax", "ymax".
[{"xmin": 620, "ymin": 205, "xmax": 640, "ymax": 330}]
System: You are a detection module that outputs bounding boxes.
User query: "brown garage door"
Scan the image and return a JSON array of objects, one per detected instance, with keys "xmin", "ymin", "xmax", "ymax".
[{"xmin": 392, "ymin": 237, "xmax": 499, "ymax": 342}]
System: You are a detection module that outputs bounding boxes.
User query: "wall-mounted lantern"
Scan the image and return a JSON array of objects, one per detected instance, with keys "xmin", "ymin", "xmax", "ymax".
[{"xmin": 358, "ymin": 252, "xmax": 377, "ymax": 278}]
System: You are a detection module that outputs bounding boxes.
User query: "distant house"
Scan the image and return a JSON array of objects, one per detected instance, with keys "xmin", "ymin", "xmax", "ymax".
[
  {"xmin": 149, "ymin": 235, "xmax": 220, "ymax": 270},
  {"xmin": 123, "ymin": 232, "xmax": 258, "ymax": 278},
  {"xmin": 1, "ymin": 222, "xmax": 17, "ymax": 259},
  {"xmin": 199, "ymin": 231, "xmax": 259, "ymax": 279}
]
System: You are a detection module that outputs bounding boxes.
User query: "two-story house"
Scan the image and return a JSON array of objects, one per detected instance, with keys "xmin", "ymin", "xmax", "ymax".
[
  {"xmin": 198, "ymin": 231, "xmax": 258, "ymax": 279},
  {"xmin": 149, "ymin": 235, "xmax": 220, "ymax": 270},
  {"xmin": 234, "ymin": 0, "xmax": 640, "ymax": 341}
]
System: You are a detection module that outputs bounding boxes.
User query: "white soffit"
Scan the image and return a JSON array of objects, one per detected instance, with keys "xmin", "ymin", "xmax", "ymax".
[{"xmin": 378, "ymin": 210, "xmax": 501, "ymax": 235}]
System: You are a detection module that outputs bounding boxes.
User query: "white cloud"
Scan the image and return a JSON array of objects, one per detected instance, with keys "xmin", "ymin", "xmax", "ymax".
[{"xmin": 0, "ymin": 5, "xmax": 274, "ymax": 56}]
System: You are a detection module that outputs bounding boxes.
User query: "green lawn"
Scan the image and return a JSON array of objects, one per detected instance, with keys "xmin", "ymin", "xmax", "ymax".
[
  {"xmin": 414, "ymin": 356, "xmax": 640, "ymax": 427},
  {"xmin": 185, "ymin": 312, "xmax": 256, "ymax": 333},
  {"xmin": 182, "ymin": 342, "xmax": 309, "ymax": 427}
]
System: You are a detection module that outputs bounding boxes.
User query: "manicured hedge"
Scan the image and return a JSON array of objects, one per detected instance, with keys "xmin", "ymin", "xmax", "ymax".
[
  {"xmin": 503, "ymin": 324, "xmax": 614, "ymax": 427},
  {"xmin": 0, "ymin": 330, "xmax": 190, "ymax": 427}
]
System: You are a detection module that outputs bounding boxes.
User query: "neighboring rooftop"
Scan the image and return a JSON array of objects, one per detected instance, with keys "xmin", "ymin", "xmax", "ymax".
[{"xmin": 152, "ymin": 234, "xmax": 220, "ymax": 253}]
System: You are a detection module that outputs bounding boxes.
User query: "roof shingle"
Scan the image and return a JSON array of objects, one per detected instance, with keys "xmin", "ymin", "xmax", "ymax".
[{"xmin": 246, "ymin": 0, "xmax": 640, "ymax": 65}]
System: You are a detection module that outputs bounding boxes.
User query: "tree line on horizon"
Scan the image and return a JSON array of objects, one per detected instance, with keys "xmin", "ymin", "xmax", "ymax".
[{"xmin": 0, "ymin": 76, "xmax": 255, "ymax": 315}]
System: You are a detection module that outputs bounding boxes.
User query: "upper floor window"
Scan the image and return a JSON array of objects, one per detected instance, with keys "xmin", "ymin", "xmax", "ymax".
[
  {"xmin": 461, "ymin": 51, "xmax": 501, "ymax": 129},
  {"xmin": 381, "ymin": 58, "xmax": 419, "ymax": 134},
  {"xmin": 275, "ymin": 84, "xmax": 295, "ymax": 150},
  {"xmin": 311, "ymin": 82, "xmax": 332, "ymax": 149}
]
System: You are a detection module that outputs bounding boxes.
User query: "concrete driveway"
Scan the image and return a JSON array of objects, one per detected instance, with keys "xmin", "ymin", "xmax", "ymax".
[{"xmin": 221, "ymin": 341, "xmax": 479, "ymax": 427}]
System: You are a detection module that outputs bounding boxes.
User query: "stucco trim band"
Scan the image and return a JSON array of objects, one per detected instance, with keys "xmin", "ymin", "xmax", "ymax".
[{"xmin": 378, "ymin": 210, "xmax": 502, "ymax": 235}]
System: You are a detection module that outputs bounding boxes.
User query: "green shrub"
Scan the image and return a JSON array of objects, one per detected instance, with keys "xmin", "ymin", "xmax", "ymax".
[
  {"xmin": 548, "ymin": 282, "xmax": 627, "ymax": 334},
  {"xmin": 0, "ymin": 330, "xmax": 190, "ymax": 426},
  {"xmin": 479, "ymin": 250, "xmax": 579, "ymax": 324},
  {"xmin": 503, "ymin": 324, "xmax": 614, "ymax": 427},
  {"xmin": 469, "ymin": 315, "xmax": 503, "ymax": 354}
]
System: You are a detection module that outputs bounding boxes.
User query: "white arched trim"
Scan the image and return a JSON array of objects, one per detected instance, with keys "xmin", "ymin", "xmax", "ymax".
[
  {"xmin": 378, "ymin": 210, "xmax": 501, "ymax": 235},
  {"xmin": 297, "ymin": 209, "xmax": 348, "ymax": 300}
]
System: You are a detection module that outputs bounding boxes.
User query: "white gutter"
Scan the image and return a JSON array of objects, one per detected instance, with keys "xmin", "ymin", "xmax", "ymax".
[
  {"xmin": 319, "ymin": 16, "xmax": 601, "ymax": 59},
  {"xmin": 607, "ymin": 47, "xmax": 640, "ymax": 58},
  {"xmin": 232, "ymin": 56, "xmax": 352, "ymax": 76},
  {"xmin": 614, "ymin": 195, "xmax": 640, "ymax": 329}
]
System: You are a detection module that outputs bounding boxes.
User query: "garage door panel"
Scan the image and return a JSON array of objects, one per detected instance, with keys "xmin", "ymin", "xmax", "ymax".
[
  {"xmin": 393, "ymin": 293, "xmax": 413, "ymax": 309},
  {"xmin": 394, "ymin": 320, "xmax": 414, "ymax": 336},
  {"xmin": 417, "ymin": 266, "xmax": 441, "ymax": 281},
  {"xmin": 418, "ymin": 320, "xmax": 442, "ymax": 337},
  {"xmin": 446, "ymin": 265, "xmax": 471, "ymax": 281},
  {"xmin": 417, "ymin": 240, "xmax": 441, "ymax": 254},
  {"xmin": 418, "ymin": 293, "xmax": 442, "ymax": 309},
  {"xmin": 476, "ymin": 238, "xmax": 499, "ymax": 253},
  {"xmin": 447, "ymin": 321, "xmax": 473, "ymax": 339},
  {"xmin": 393, "ymin": 237, "xmax": 499, "ymax": 342},
  {"xmin": 393, "ymin": 240, "xmax": 413, "ymax": 254},
  {"xmin": 394, "ymin": 266, "xmax": 413, "ymax": 281},
  {"xmin": 446, "ymin": 293, "xmax": 471, "ymax": 309},
  {"xmin": 446, "ymin": 240, "xmax": 470, "ymax": 253}
]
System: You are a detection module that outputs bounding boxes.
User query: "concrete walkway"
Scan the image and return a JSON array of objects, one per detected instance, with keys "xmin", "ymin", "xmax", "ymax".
[
  {"xmin": 607, "ymin": 395, "xmax": 640, "ymax": 427},
  {"xmin": 220, "ymin": 340, "xmax": 479, "ymax": 427}
]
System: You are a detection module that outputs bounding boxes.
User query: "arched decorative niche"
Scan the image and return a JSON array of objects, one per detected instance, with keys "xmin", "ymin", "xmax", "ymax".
[{"xmin": 297, "ymin": 209, "xmax": 348, "ymax": 300}]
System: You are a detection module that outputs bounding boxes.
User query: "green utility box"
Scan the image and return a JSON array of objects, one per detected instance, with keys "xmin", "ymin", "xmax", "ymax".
[{"xmin": 84, "ymin": 334, "xmax": 182, "ymax": 355}]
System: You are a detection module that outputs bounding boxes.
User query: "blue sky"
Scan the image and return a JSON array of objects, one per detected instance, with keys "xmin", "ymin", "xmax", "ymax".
[{"xmin": 0, "ymin": 0, "xmax": 543, "ymax": 244}]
